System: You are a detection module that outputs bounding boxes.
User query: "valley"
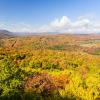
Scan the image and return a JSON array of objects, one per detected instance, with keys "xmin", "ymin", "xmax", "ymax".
[{"xmin": 0, "ymin": 33, "xmax": 100, "ymax": 100}]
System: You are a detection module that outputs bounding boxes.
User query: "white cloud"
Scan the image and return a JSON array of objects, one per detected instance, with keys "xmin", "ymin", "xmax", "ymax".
[
  {"xmin": 1, "ymin": 16, "xmax": 100, "ymax": 34},
  {"xmin": 35, "ymin": 16, "xmax": 100, "ymax": 33},
  {"xmin": 50, "ymin": 16, "xmax": 71, "ymax": 28}
]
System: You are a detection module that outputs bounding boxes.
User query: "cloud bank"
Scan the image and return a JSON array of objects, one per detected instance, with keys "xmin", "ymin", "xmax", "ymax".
[{"xmin": 1, "ymin": 16, "xmax": 100, "ymax": 34}]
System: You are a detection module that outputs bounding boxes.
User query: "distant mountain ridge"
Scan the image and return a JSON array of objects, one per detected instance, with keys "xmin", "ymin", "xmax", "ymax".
[
  {"xmin": 0, "ymin": 30, "xmax": 15, "ymax": 39},
  {"xmin": 0, "ymin": 29, "xmax": 100, "ymax": 39}
]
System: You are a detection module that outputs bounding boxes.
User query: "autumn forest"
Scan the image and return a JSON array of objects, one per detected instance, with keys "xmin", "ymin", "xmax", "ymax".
[{"xmin": 0, "ymin": 34, "xmax": 100, "ymax": 100}]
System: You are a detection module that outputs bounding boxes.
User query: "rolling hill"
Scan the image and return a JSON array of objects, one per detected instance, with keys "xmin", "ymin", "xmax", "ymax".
[
  {"xmin": 0, "ymin": 33, "xmax": 100, "ymax": 100},
  {"xmin": 0, "ymin": 30, "xmax": 15, "ymax": 39}
]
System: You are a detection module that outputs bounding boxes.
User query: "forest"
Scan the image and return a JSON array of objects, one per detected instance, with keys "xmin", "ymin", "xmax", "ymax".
[{"xmin": 0, "ymin": 34, "xmax": 100, "ymax": 100}]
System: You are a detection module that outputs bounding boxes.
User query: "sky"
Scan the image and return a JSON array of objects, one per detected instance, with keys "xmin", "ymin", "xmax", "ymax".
[{"xmin": 0, "ymin": 0, "xmax": 100, "ymax": 33}]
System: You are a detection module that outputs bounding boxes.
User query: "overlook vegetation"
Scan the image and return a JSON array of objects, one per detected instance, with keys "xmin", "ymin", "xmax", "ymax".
[{"xmin": 0, "ymin": 34, "xmax": 100, "ymax": 100}]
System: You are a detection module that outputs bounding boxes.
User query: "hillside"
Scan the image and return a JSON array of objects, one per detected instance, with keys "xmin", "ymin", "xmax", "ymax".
[{"xmin": 0, "ymin": 34, "xmax": 100, "ymax": 100}]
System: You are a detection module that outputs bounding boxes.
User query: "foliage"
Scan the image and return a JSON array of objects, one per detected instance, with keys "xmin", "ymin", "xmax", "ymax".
[{"xmin": 0, "ymin": 35, "xmax": 100, "ymax": 100}]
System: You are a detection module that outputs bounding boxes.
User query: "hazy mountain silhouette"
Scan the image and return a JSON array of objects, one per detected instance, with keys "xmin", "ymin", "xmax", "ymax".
[{"xmin": 0, "ymin": 30, "xmax": 15, "ymax": 39}]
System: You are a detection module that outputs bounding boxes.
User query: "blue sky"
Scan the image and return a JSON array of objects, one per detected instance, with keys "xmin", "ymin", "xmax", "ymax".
[{"xmin": 0, "ymin": 0, "xmax": 100, "ymax": 33}]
